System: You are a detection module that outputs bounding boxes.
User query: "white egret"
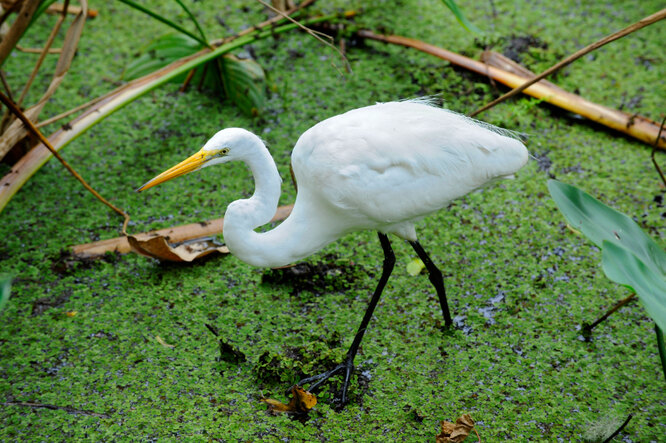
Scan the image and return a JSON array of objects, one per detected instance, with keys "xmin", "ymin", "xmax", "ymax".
[{"xmin": 138, "ymin": 99, "xmax": 528, "ymax": 406}]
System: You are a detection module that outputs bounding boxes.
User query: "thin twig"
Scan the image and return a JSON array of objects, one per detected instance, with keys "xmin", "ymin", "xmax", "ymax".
[
  {"xmin": 181, "ymin": 0, "xmax": 319, "ymax": 91},
  {"xmin": 469, "ymin": 8, "xmax": 666, "ymax": 117},
  {"xmin": 651, "ymin": 116, "xmax": 666, "ymax": 187},
  {"xmin": 35, "ymin": 94, "xmax": 108, "ymax": 128},
  {"xmin": 254, "ymin": 0, "xmax": 351, "ymax": 73},
  {"xmin": 179, "ymin": 67, "xmax": 197, "ymax": 92},
  {"xmin": 212, "ymin": 0, "xmax": 318, "ymax": 46},
  {"xmin": 601, "ymin": 414, "xmax": 632, "ymax": 443},
  {"xmin": 4, "ymin": 401, "xmax": 110, "ymax": 418},
  {"xmin": 0, "ymin": 69, "xmax": 13, "ymax": 101},
  {"xmin": 582, "ymin": 293, "xmax": 636, "ymax": 339},
  {"xmin": 0, "ymin": 90, "xmax": 130, "ymax": 235},
  {"xmin": 17, "ymin": 0, "xmax": 70, "ymax": 107},
  {"xmin": 15, "ymin": 45, "xmax": 63, "ymax": 54}
]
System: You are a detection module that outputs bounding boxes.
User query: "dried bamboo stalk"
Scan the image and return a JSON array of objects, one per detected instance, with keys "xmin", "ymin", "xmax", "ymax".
[
  {"xmin": 71, "ymin": 204, "xmax": 294, "ymax": 259},
  {"xmin": 358, "ymin": 30, "xmax": 666, "ymax": 150}
]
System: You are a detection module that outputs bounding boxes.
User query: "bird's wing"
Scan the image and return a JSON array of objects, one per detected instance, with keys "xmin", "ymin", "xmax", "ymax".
[{"xmin": 291, "ymin": 101, "xmax": 527, "ymax": 229}]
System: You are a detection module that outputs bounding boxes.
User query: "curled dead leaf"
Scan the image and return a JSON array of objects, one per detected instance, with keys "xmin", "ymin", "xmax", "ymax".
[
  {"xmin": 436, "ymin": 414, "xmax": 479, "ymax": 443},
  {"xmin": 261, "ymin": 386, "xmax": 317, "ymax": 414},
  {"xmin": 128, "ymin": 235, "xmax": 229, "ymax": 262}
]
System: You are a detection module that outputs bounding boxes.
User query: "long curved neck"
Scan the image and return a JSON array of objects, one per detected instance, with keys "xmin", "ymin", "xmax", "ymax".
[{"xmin": 222, "ymin": 140, "xmax": 338, "ymax": 268}]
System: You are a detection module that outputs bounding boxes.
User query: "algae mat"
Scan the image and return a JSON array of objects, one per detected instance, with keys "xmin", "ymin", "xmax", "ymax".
[{"xmin": 1, "ymin": 1, "xmax": 664, "ymax": 440}]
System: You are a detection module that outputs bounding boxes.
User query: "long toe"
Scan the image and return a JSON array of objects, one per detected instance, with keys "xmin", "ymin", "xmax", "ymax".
[
  {"xmin": 337, "ymin": 359, "xmax": 355, "ymax": 406},
  {"xmin": 293, "ymin": 358, "xmax": 356, "ymax": 406}
]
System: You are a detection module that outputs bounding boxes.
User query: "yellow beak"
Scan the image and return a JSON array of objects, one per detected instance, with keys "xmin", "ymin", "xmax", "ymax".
[{"xmin": 137, "ymin": 149, "xmax": 208, "ymax": 192}]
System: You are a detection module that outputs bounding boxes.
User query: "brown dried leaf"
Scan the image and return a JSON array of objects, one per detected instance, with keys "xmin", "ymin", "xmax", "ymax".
[
  {"xmin": 261, "ymin": 386, "xmax": 317, "ymax": 414},
  {"xmin": 436, "ymin": 414, "xmax": 478, "ymax": 443},
  {"xmin": 128, "ymin": 235, "xmax": 229, "ymax": 262}
]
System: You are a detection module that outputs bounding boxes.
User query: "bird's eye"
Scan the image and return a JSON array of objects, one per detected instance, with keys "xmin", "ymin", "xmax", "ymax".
[{"xmin": 220, "ymin": 148, "xmax": 229, "ymax": 155}]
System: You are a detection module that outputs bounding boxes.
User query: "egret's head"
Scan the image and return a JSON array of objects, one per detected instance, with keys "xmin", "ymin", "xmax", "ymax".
[{"xmin": 137, "ymin": 128, "xmax": 259, "ymax": 192}]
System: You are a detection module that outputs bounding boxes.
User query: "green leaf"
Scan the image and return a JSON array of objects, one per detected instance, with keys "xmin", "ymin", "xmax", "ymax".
[
  {"xmin": 173, "ymin": 0, "xmax": 208, "ymax": 43},
  {"xmin": 29, "ymin": 0, "xmax": 61, "ymax": 29},
  {"xmin": 601, "ymin": 240, "xmax": 666, "ymax": 331},
  {"xmin": 440, "ymin": 0, "xmax": 483, "ymax": 34},
  {"xmin": 124, "ymin": 33, "xmax": 204, "ymax": 81},
  {"xmin": 0, "ymin": 276, "xmax": 11, "ymax": 312},
  {"xmin": 117, "ymin": 0, "xmax": 209, "ymax": 47},
  {"xmin": 547, "ymin": 180, "xmax": 666, "ymax": 277},
  {"xmin": 219, "ymin": 55, "xmax": 267, "ymax": 116},
  {"xmin": 406, "ymin": 258, "xmax": 425, "ymax": 276},
  {"xmin": 656, "ymin": 325, "xmax": 666, "ymax": 382}
]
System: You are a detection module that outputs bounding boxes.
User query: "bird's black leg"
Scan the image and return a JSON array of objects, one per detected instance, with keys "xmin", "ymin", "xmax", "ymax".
[
  {"xmin": 409, "ymin": 240, "xmax": 453, "ymax": 328},
  {"xmin": 296, "ymin": 232, "xmax": 395, "ymax": 406}
]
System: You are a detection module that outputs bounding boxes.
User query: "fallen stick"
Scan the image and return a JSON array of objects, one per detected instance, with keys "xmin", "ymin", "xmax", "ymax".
[
  {"xmin": 358, "ymin": 30, "xmax": 666, "ymax": 150},
  {"xmin": 71, "ymin": 204, "xmax": 294, "ymax": 259}
]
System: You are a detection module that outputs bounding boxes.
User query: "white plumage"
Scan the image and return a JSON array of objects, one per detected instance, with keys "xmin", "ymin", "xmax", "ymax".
[
  {"xmin": 139, "ymin": 99, "xmax": 528, "ymax": 405},
  {"xmin": 291, "ymin": 100, "xmax": 527, "ymax": 239}
]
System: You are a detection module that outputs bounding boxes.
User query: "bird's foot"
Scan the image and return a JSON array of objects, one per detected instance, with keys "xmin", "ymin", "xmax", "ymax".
[{"xmin": 292, "ymin": 357, "xmax": 355, "ymax": 408}]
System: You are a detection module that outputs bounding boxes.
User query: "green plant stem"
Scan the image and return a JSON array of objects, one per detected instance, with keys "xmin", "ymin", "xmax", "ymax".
[
  {"xmin": 582, "ymin": 293, "xmax": 637, "ymax": 339},
  {"xmin": 657, "ymin": 325, "xmax": 666, "ymax": 382},
  {"xmin": 173, "ymin": 0, "xmax": 210, "ymax": 45},
  {"xmin": 117, "ymin": 0, "xmax": 209, "ymax": 47}
]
